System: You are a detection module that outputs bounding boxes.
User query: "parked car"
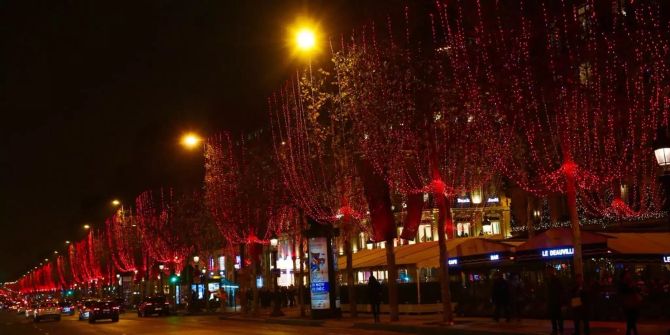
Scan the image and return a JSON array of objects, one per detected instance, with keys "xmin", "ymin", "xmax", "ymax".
[
  {"xmin": 88, "ymin": 300, "xmax": 119, "ymax": 323},
  {"xmin": 113, "ymin": 298, "xmax": 126, "ymax": 313},
  {"xmin": 58, "ymin": 300, "xmax": 76, "ymax": 315},
  {"xmin": 78, "ymin": 300, "xmax": 97, "ymax": 320},
  {"xmin": 25, "ymin": 303, "xmax": 38, "ymax": 318},
  {"xmin": 137, "ymin": 296, "xmax": 170, "ymax": 317},
  {"xmin": 34, "ymin": 302, "xmax": 61, "ymax": 322}
]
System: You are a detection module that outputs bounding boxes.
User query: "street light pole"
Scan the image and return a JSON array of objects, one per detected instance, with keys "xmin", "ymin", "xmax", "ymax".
[
  {"xmin": 654, "ymin": 126, "xmax": 670, "ymax": 224},
  {"xmin": 270, "ymin": 236, "xmax": 284, "ymax": 317},
  {"xmin": 158, "ymin": 264, "xmax": 165, "ymax": 296}
]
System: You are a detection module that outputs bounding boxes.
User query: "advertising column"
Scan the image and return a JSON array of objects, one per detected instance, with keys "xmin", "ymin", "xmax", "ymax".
[
  {"xmin": 309, "ymin": 237, "xmax": 330, "ymax": 310},
  {"xmin": 306, "ymin": 219, "xmax": 341, "ymax": 319}
]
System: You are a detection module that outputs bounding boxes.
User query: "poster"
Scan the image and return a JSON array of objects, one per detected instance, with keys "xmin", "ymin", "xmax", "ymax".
[{"xmin": 309, "ymin": 237, "xmax": 330, "ymax": 310}]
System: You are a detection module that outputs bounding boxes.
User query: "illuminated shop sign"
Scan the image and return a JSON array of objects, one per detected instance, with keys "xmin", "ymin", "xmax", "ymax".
[
  {"xmin": 490, "ymin": 254, "xmax": 500, "ymax": 261},
  {"xmin": 456, "ymin": 198, "xmax": 470, "ymax": 204},
  {"xmin": 541, "ymin": 247, "xmax": 574, "ymax": 258},
  {"xmin": 448, "ymin": 258, "xmax": 458, "ymax": 266},
  {"xmin": 663, "ymin": 256, "xmax": 670, "ymax": 263},
  {"xmin": 486, "ymin": 197, "xmax": 500, "ymax": 203}
]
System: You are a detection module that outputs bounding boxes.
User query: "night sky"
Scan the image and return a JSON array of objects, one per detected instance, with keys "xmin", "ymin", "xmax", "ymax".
[{"xmin": 0, "ymin": 1, "xmax": 425, "ymax": 282}]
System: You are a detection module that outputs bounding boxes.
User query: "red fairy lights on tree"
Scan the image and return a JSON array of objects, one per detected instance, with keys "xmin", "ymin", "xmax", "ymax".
[
  {"xmin": 135, "ymin": 189, "xmax": 196, "ymax": 275},
  {"xmin": 435, "ymin": 0, "xmax": 669, "ymax": 274},
  {"xmin": 205, "ymin": 132, "xmax": 278, "ymax": 247},
  {"xmin": 106, "ymin": 209, "xmax": 141, "ymax": 274}
]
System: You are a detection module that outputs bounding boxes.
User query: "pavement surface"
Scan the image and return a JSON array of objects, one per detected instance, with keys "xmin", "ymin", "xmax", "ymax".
[
  {"xmin": 0, "ymin": 311, "xmax": 397, "ymax": 335},
  {"xmin": 2, "ymin": 309, "xmax": 668, "ymax": 335}
]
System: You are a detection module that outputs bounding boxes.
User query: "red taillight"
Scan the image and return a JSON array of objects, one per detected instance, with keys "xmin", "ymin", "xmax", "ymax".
[
  {"xmin": 146, "ymin": 303, "xmax": 152, "ymax": 306},
  {"xmin": 93, "ymin": 308, "xmax": 100, "ymax": 311},
  {"xmin": 112, "ymin": 306, "xmax": 119, "ymax": 310}
]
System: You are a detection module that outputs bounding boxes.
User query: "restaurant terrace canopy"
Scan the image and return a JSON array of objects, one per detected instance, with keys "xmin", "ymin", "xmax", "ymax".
[{"xmin": 337, "ymin": 237, "xmax": 517, "ymax": 271}]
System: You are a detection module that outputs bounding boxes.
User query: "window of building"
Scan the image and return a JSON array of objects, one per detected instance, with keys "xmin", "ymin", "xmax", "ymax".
[
  {"xmin": 457, "ymin": 222, "xmax": 471, "ymax": 237},
  {"xmin": 418, "ymin": 224, "xmax": 433, "ymax": 242},
  {"xmin": 482, "ymin": 219, "xmax": 501, "ymax": 235}
]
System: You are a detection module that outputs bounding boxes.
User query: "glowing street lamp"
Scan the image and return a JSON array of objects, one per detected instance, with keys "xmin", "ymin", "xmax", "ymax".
[
  {"xmin": 83, "ymin": 224, "xmax": 90, "ymax": 230},
  {"xmin": 112, "ymin": 199, "xmax": 121, "ymax": 206},
  {"xmin": 295, "ymin": 28, "xmax": 316, "ymax": 52},
  {"xmin": 65, "ymin": 240, "xmax": 70, "ymax": 245},
  {"xmin": 193, "ymin": 255, "xmax": 200, "ymax": 264},
  {"xmin": 180, "ymin": 132, "xmax": 202, "ymax": 150}
]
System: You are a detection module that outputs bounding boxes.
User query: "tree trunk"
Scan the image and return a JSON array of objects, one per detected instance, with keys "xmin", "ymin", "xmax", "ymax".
[
  {"xmin": 251, "ymin": 258, "xmax": 260, "ymax": 317},
  {"xmin": 298, "ymin": 213, "xmax": 307, "ymax": 317},
  {"xmin": 526, "ymin": 195, "xmax": 535, "ymax": 239},
  {"xmin": 345, "ymin": 237, "xmax": 357, "ymax": 317},
  {"xmin": 565, "ymin": 172, "xmax": 583, "ymax": 277},
  {"xmin": 437, "ymin": 194, "xmax": 454, "ymax": 323},
  {"xmin": 385, "ymin": 237, "xmax": 399, "ymax": 321}
]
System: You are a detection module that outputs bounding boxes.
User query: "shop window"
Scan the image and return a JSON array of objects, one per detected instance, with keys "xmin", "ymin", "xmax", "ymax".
[
  {"xmin": 482, "ymin": 219, "xmax": 501, "ymax": 235},
  {"xmin": 457, "ymin": 222, "xmax": 471, "ymax": 237},
  {"xmin": 418, "ymin": 224, "xmax": 433, "ymax": 242}
]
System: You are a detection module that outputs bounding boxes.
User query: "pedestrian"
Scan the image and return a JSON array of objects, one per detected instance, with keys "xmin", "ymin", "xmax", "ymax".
[
  {"xmin": 619, "ymin": 270, "xmax": 641, "ymax": 335},
  {"xmin": 571, "ymin": 274, "xmax": 590, "ymax": 335},
  {"xmin": 508, "ymin": 273, "xmax": 524, "ymax": 322},
  {"xmin": 368, "ymin": 274, "xmax": 382, "ymax": 323},
  {"xmin": 546, "ymin": 267, "xmax": 564, "ymax": 335},
  {"xmin": 491, "ymin": 272, "xmax": 510, "ymax": 322}
]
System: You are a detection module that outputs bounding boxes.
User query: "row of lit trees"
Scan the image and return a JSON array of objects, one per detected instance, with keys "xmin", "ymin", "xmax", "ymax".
[{"xmin": 14, "ymin": 0, "xmax": 669, "ymax": 323}]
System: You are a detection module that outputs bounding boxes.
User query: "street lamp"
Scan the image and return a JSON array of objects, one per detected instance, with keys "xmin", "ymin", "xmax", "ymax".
[
  {"xmin": 180, "ymin": 132, "xmax": 202, "ymax": 150},
  {"xmin": 65, "ymin": 240, "xmax": 70, "ymax": 245},
  {"xmin": 158, "ymin": 264, "xmax": 166, "ymax": 295},
  {"xmin": 296, "ymin": 28, "xmax": 316, "ymax": 51},
  {"xmin": 193, "ymin": 255, "xmax": 200, "ymax": 264},
  {"xmin": 654, "ymin": 128, "xmax": 670, "ymax": 172},
  {"xmin": 269, "ymin": 234, "xmax": 283, "ymax": 317},
  {"xmin": 112, "ymin": 199, "xmax": 121, "ymax": 206},
  {"xmin": 83, "ymin": 224, "xmax": 90, "ymax": 230},
  {"xmin": 654, "ymin": 127, "xmax": 670, "ymax": 216}
]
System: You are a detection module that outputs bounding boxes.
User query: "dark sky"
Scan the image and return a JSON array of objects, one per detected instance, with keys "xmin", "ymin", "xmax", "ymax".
[{"xmin": 0, "ymin": 0, "xmax": 425, "ymax": 282}]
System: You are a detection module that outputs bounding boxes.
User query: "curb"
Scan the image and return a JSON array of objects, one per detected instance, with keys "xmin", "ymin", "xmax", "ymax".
[
  {"xmin": 352, "ymin": 322, "xmax": 541, "ymax": 335},
  {"xmin": 219, "ymin": 315, "xmax": 324, "ymax": 327}
]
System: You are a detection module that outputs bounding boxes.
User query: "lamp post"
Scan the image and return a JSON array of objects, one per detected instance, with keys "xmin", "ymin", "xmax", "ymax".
[
  {"xmin": 654, "ymin": 126, "xmax": 670, "ymax": 221},
  {"xmin": 158, "ymin": 264, "xmax": 165, "ymax": 296},
  {"xmin": 366, "ymin": 239, "xmax": 374, "ymax": 250},
  {"xmin": 269, "ymin": 235, "xmax": 284, "ymax": 316}
]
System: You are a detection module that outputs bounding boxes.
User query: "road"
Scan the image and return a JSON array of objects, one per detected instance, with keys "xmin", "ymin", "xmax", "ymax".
[{"xmin": 0, "ymin": 311, "xmax": 398, "ymax": 335}]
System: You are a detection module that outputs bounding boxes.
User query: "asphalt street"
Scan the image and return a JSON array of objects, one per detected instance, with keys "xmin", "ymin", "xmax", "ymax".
[{"xmin": 0, "ymin": 311, "xmax": 399, "ymax": 335}]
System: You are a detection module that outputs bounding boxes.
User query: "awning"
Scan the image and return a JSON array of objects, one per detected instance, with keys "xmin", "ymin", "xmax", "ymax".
[
  {"xmin": 515, "ymin": 228, "xmax": 609, "ymax": 252},
  {"xmin": 604, "ymin": 232, "xmax": 670, "ymax": 255},
  {"xmin": 337, "ymin": 237, "xmax": 516, "ymax": 270}
]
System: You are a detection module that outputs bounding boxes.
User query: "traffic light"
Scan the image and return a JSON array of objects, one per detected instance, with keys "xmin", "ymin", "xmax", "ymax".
[{"xmin": 169, "ymin": 274, "xmax": 179, "ymax": 285}]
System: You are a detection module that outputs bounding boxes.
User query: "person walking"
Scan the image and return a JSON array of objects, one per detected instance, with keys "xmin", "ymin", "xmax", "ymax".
[
  {"xmin": 508, "ymin": 273, "xmax": 524, "ymax": 322},
  {"xmin": 570, "ymin": 274, "xmax": 590, "ymax": 335},
  {"xmin": 546, "ymin": 267, "xmax": 564, "ymax": 335},
  {"xmin": 491, "ymin": 272, "xmax": 510, "ymax": 322},
  {"xmin": 619, "ymin": 270, "xmax": 641, "ymax": 335},
  {"xmin": 368, "ymin": 275, "xmax": 382, "ymax": 323}
]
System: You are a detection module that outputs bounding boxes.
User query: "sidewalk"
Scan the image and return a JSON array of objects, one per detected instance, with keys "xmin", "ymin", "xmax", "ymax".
[{"xmin": 219, "ymin": 307, "xmax": 670, "ymax": 335}]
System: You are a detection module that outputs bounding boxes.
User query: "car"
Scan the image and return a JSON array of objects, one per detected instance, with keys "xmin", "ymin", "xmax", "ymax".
[
  {"xmin": 88, "ymin": 300, "xmax": 119, "ymax": 323},
  {"xmin": 58, "ymin": 301, "xmax": 76, "ymax": 315},
  {"xmin": 78, "ymin": 300, "xmax": 97, "ymax": 320},
  {"xmin": 34, "ymin": 302, "xmax": 61, "ymax": 322},
  {"xmin": 113, "ymin": 298, "xmax": 126, "ymax": 313},
  {"xmin": 25, "ymin": 303, "xmax": 38, "ymax": 318},
  {"xmin": 137, "ymin": 296, "xmax": 170, "ymax": 317}
]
